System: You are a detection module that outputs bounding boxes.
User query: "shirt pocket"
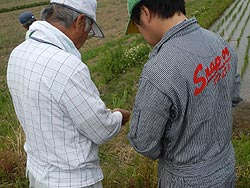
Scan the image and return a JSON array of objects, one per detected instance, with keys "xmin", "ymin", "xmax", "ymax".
[{"xmin": 129, "ymin": 107, "xmax": 141, "ymax": 138}]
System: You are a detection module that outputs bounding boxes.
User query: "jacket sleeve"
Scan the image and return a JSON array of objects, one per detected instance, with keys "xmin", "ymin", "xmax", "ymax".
[
  {"xmin": 231, "ymin": 50, "xmax": 242, "ymax": 107},
  {"xmin": 128, "ymin": 78, "xmax": 172, "ymax": 160},
  {"xmin": 61, "ymin": 65, "xmax": 122, "ymax": 145},
  {"xmin": 232, "ymin": 73, "xmax": 242, "ymax": 107}
]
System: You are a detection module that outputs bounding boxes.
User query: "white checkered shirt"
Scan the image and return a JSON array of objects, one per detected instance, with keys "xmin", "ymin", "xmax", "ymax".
[{"xmin": 7, "ymin": 23, "xmax": 122, "ymax": 187}]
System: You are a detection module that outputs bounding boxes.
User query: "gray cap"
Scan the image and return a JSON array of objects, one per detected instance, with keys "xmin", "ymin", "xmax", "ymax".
[{"xmin": 50, "ymin": 0, "xmax": 104, "ymax": 38}]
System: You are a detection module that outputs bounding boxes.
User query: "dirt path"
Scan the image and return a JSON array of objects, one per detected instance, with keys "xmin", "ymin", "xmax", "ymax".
[{"xmin": 210, "ymin": 0, "xmax": 250, "ymax": 102}]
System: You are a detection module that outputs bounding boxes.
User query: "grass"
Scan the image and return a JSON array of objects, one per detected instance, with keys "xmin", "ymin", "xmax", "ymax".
[
  {"xmin": 185, "ymin": 0, "xmax": 234, "ymax": 28},
  {"xmin": 0, "ymin": 0, "xmax": 249, "ymax": 187},
  {"xmin": 234, "ymin": 136, "xmax": 250, "ymax": 188},
  {"xmin": 0, "ymin": 1, "xmax": 48, "ymax": 12}
]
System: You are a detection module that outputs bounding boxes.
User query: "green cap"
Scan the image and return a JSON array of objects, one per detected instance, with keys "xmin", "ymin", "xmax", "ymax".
[{"xmin": 125, "ymin": 0, "xmax": 141, "ymax": 35}]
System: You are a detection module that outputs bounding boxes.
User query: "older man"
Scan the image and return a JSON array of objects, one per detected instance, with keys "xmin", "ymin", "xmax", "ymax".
[
  {"xmin": 7, "ymin": 0, "xmax": 130, "ymax": 187},
  {"xmin": 126, "ymin": 0, "xmax": 242, "ymax": 187}
]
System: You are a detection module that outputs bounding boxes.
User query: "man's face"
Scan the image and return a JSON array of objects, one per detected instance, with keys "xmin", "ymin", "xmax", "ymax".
[
  {"xmin": 134, "ymin": 21, "xmax": 154, "ymax": 46},
  {"xmin": 133, "ymin": 6, "xmax": 159, "ymax": 47},
  {"xmin": 22, "ymin": 24, "xmax": 29, "ymax": 30}
]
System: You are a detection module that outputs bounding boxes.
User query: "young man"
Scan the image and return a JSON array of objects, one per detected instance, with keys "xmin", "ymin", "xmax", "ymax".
[
  {"xmin": 7, "ymin": 0, "xmax": 130, "ymax": 187},
  {"xmin": 126, "ymin": 0, "xmax": 242, "ymax": 187},
  {"xmin": 19, "ymin": 11, "xmax": 37, "ymax": 30}
]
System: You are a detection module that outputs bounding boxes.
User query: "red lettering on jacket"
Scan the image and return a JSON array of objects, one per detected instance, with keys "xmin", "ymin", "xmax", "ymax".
[
  {"xmin": 193, "ymin": 47, "xmax": 231, "ymax": 96},
  {"xmin": 194, "ymin": 64, "xmax": 207, "ymax": 96}
]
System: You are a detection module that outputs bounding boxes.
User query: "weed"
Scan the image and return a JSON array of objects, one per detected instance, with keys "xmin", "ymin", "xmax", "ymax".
[
  {"xmin": 122, "ymin": 43, "xmax": 151, "ymax": 66},
  {"xmin": 112, "ymin": 89, "xmax": 129, "ymax": 108},
  {"xmin": 89, "ymin": 39, "xmax": 150, "ymax": 84}
]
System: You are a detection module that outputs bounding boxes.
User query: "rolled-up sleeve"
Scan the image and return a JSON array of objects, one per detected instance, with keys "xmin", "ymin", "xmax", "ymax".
[
  {"xmin": 128, "ymin": 78, "xmax": 172, "ymax": 160},
  {"xmin": 61, "ymin": 66, "xmax": 122, "ymax": 145}
]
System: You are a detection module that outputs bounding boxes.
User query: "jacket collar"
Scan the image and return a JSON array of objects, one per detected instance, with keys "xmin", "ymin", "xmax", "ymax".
[{"xmin": 149, "ymin": 18, "xmax": 199, "ymax": 59}]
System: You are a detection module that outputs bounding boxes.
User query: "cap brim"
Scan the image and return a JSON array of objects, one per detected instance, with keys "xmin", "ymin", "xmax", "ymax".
[
  {"xmin": 92, "ymin": 21, "xmax": 104, "ymax": 38},
  {"xmin": 125, "ymin": 20, "xmax": 139, "ymax": 35}
]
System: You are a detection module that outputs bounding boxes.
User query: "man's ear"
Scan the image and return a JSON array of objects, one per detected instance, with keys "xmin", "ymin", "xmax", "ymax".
[
  {"xmin": 140, "ymin": 5, "xmax": 152, "ymax": 23},
  {"xmin": 73, "ymin": 14, "xmax": 85, "ymax": 31}
]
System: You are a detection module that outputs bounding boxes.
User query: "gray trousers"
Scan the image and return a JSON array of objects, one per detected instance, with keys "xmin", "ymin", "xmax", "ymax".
[{"xmin": 28, "ymin": 171, "xmax": 103, "ymax": 188}]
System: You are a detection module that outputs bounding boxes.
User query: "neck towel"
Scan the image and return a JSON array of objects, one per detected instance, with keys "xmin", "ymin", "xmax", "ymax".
[{"xmin": 27, "ymin": 21, "xmax": 81, "ymax": 60}]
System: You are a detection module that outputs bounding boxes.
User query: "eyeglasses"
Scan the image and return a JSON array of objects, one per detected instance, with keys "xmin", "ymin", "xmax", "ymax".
[
  {"xmin": 88, "ymin": 29, "xmax": 95, "ymax": 39},
  {"xmin": 85, "ymin": 17, "xmax": 95, "ymax": 39}
]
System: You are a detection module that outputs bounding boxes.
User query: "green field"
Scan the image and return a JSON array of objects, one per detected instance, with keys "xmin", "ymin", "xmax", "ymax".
[{"xmin": 0, "ymin": 0, "xmax": 249, "ymax": 187}]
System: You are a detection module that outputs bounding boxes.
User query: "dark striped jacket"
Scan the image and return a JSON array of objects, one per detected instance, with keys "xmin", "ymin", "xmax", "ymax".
[{"xmin": 128, "ymin": 18, "xmax": 241, "ymax": 188}]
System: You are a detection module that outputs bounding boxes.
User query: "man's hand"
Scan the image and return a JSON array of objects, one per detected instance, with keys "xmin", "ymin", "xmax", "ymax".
[{"xmin": 112, "ymin": 108, "xmax": 130, "ymax": 125}]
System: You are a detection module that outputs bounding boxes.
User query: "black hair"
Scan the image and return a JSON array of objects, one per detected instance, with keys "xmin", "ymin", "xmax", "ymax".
[{"xmin": 131, "ymin": 0, "xmax": 186, "ymax": 25}]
